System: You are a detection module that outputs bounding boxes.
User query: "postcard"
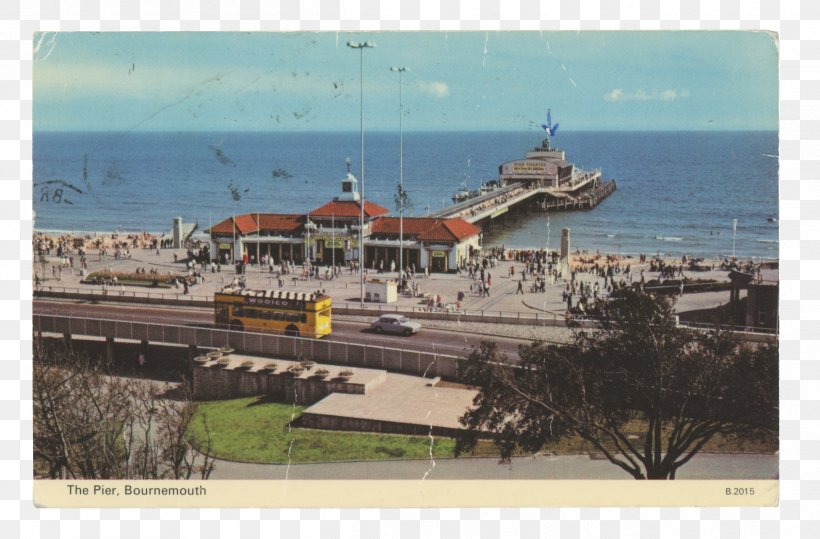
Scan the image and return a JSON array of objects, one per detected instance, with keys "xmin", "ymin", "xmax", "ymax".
[{"xmin": 31, "ymin": 31, "xmax": 779, "ymax": 507}]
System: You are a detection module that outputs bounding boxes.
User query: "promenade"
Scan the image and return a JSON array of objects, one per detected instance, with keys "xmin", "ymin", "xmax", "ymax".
[{"xmin": 32, "ymin": 238, "xmax": 739, "ymax": 324}]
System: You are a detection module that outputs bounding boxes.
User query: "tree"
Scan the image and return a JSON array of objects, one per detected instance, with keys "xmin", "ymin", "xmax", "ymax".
[
  {"xmin": 33, "ymin": 339, "xmax": 216, "ymax": 480},
  {"xmin": 456, "ymin": 286, "xmax": 778, "ymax": 479}
]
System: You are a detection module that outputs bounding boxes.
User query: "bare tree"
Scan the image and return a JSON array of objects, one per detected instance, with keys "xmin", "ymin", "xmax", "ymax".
[{"xmin": 33, "ymin": 339, "xmax": 216, "ymax": 480}]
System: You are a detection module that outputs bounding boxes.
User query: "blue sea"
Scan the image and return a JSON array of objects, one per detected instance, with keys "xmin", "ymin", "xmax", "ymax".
[{"xmin": 33, "ymin": 130, "xmax": 779, "ymax": 259}]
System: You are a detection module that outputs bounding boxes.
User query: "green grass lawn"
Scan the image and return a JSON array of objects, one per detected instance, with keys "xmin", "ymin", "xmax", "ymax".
[
  {"xmin": 187, "ymin": 397, "xmax": 778, "ymax": 465},
  {"xmin": 187, "ymin": 396, "xmax": 461, "ymax": 464}
]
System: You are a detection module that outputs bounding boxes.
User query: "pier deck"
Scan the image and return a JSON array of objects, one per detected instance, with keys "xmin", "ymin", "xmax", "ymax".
[{"xmin": 429, "ymin": 174, "xmax": 616, "ymax": 224}]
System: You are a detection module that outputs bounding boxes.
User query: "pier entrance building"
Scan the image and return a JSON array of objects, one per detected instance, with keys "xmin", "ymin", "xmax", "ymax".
[{"xmin": 206, "ymin": 169, "xmax": 481, "ymax": 273}]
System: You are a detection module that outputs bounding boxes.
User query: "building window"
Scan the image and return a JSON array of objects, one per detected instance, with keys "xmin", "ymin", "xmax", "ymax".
[{"xmin": 758, "ymin": 310, "xmax": 768, "ymax": 326}]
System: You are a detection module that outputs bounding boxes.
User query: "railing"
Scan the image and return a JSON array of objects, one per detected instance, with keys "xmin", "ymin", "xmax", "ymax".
[
  {"xmin": 31, "ymin": 306, "xmax": 482, "ymax": 357},
  {"xmin": 457, "ymin": 188, "xmax": 546, "ymax": 223},
  {"xmin": 675, "ymin": 319, "xmax": 778, "ymax": 336},
  {"xmin": 429, "ymin": 183, "xmax": 520, "ymax": 217},
  {"xmin": 35, "ymin": 285, "xmax": 214, "ymax": 305},
  {"xmin": 33, "ymin": 287, "xmax": 778, "ymax": 338},
  {"xmin": 33, "ymin": 286, "xmax": 581, "ymax": 327},
  {"xmin": 34, "ymin": 314, "xmax": 465, "ymax": 379}
]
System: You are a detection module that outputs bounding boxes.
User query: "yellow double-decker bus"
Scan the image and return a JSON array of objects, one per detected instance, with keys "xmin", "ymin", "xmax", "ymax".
[{"xmin": 214, "ymin": 287, "xmax": 332, "ymax": 338}]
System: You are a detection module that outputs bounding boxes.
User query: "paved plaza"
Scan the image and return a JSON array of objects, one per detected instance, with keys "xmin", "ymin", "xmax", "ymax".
[{"xmin": 34, "ymin": 240, "xmax": 739, "ymax": 319}]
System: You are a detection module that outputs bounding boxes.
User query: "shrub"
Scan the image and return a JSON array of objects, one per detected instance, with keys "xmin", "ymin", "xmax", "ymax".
[
  {"xmin": 286, "ymin": 364, "xmax": 305, "ymax": 376},
  {"xmin": 299, "ymin": 358, "xmax": 315, "ymax": 371},
  {"xmin": 83, "ymin": 269, "xmax": 179, "ymax": 285}
]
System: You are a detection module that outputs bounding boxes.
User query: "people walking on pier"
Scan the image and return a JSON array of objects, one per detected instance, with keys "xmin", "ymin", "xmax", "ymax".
[{"xmin": 516, "ymin": 280, "xmax": 524, "ymax": 295}]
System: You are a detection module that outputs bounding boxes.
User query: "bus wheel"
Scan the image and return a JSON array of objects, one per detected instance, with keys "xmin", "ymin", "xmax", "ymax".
[
  {"xmin": 285, "ymin": 325, "xmax": 299, "ymax": 338},
  {"xmin": 230, "ymin": 320, "xmax": 244, "ymax": 332}
]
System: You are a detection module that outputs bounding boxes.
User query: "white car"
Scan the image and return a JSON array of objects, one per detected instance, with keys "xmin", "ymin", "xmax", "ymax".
[{"xmin": 370, "ymin": 314, "xmax": 422, "ymax": 336}]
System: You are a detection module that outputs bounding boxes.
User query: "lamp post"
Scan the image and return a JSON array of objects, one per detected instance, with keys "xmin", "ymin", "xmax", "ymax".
[
  {"xmin": 347, "ymin": 40, "xmax": 376, "ymax": 307},
  {"xmin": 390, "ymin": 66, "xmax": 409, "ymax": 290},
  {"xmin": 732, "ymin": 218, "xmax": 738, "ymax": 259}
]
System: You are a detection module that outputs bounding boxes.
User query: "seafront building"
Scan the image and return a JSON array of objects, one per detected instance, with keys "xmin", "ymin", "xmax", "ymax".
[{"xmin": 207, "ymin": 170, "xmax": 482, "ymax": 272}]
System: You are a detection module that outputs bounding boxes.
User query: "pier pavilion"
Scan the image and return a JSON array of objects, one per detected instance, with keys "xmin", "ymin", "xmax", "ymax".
[{"xmin": 206, "ymin": 170, "xmax": 481, "ymax": 272}]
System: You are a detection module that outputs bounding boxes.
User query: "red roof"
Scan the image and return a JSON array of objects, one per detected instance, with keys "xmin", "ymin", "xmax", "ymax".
[
  {"xmin": 425, "ymin": 219, "xmax": 482, "ymax": 242},
  {"xmin": 371, "ymin": 217, "xmax": 481, "ymax": 242},
  {"xmin": 310, "ymin": 199, "xmax": 390, "ymax": 219},
  {"xmin": 208, "ymin": 214, "xmax": 304, "ymax": 236}
]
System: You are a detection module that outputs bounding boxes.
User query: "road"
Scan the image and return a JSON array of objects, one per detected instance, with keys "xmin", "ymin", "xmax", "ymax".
[
  {"xmin": 33, "ymin": 299, "xmax": 531, "ymax": 359},
  {"xmin": 208, "ymin": 453, "xmax": 778, "ymax": 480}
]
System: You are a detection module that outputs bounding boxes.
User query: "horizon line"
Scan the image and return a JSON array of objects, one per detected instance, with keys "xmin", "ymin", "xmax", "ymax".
[{"xmin": 33, "ymin": 127, "xmax": 780, "ymax": 134}]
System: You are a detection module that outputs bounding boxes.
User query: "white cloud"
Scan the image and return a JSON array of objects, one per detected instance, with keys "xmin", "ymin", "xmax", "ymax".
[
  {"xmin": 604, "ymin": 88, "xmax": 690, "ymax": 102},
  {"xmin": 417, "ymin": 81, "xmax": 449, "ymax": 98},
  {"xmin": 604, "ymin": 88, "xmax": 624, "ymax": 102},
  {"xmin": 660, "ymin": 88, "xmax": 690, "ymax": 101}
]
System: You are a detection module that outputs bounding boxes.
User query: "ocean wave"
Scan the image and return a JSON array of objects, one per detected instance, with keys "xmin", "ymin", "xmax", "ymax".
[
  {"xmin": 756, "ymin": 239, "xmax": 778, "ymax": 243},
  {"xmin": 655, "ymin": 235, "xmax": 684, "ymax": 241}
]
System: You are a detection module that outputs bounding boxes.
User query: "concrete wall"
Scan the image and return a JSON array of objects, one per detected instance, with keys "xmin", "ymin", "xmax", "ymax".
[
  {"xmin": 34, "ymin": 314, "xmax": 465, "ymax": 380},
  {"xmin": 298, "ymin": 413, "xmax": 466, "ymax": 438}
]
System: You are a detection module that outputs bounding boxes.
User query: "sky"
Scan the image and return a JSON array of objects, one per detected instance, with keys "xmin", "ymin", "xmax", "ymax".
[{"xmin": 33, "ymin": 31, "xmax": 779, "ymax": 132}]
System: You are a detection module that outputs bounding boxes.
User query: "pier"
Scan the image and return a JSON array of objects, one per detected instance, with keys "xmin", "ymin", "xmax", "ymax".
[
  {"xmin": 429, "ymin": 129, "xmax": 617, "ymax": 227},
  {"xmin": 429, "ymin": 173, "xmax": 617, "ymax": 225}
]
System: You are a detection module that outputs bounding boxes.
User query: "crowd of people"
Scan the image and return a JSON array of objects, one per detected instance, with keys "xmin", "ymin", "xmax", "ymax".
[
  {"xmin": 34, "ymin": 228, "xmax": 756, "ymax": 322},
  {"xmin": 450, "ymin": 184, "xmax": 535, "ymax": 220}
]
